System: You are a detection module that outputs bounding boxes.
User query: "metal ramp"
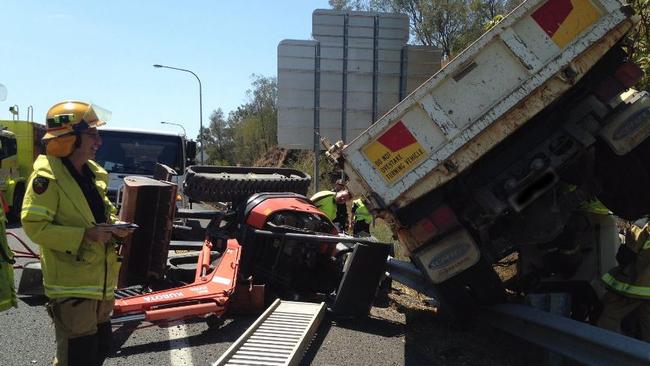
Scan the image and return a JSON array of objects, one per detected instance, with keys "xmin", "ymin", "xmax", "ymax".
[{"xmin": 214, "ymin": 299, "xmax": 326, "ymax": 366}]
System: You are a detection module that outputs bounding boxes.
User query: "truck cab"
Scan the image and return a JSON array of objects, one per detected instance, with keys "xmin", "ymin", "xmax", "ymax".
[
  {"xmin": 95, "ymin": 127, "xmax": 196, "ymax": 207},
  {"xmin": 0, "ymin": 120, "xmax": 45, "ymax": 221}
]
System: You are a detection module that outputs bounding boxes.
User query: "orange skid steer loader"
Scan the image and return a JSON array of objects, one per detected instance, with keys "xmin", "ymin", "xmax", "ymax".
[{"xmin": 108, "ymin": 166, "xmax": 391, "ymax": 326}]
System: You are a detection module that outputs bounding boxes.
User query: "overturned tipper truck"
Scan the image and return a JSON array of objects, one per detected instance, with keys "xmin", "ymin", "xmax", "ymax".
[{"xmin": 326, "ymin": 0, "xmax": 650, "ymax": 313}]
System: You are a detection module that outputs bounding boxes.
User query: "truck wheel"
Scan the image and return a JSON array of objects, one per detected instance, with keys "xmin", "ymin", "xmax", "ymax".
[
  {"xmin": 184, "ymin": 166, "xmax": 311, "ymax": 203},
  {"xmin": 435, "ymin": 257, "xmax": 505, "ymax": 317},
  {"xmin": 8, "ymin": 184, "xmax": 25, "ymax": 223}
]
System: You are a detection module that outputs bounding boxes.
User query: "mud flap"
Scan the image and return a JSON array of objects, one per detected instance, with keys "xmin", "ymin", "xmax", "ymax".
[
  {"xmin": 330, "ymin": 243, "xmax": 391, "ymax": 317},
  {"xmin": 17, "ymin": 261, "xmax": 44, "ymax": 296}
]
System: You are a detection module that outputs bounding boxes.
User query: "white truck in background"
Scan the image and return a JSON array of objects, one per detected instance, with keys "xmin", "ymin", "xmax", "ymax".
[
  {"xmin": 95, "ymin": 127, "xmax": 197, "ymax": 206},
  {"xmin": 327, "ymin": 0, "xmax": 649, "ymax": 317}
]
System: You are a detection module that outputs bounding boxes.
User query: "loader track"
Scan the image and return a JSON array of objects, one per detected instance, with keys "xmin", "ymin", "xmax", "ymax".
[{"xmin": 184, "ymin": 166, "xmax": 311, "ymax": 203}]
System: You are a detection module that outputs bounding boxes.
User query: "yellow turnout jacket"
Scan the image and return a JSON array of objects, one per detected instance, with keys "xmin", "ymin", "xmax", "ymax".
[{"xmin": 21, "ymin": 155, "xmax": 118, "ymax": 300}]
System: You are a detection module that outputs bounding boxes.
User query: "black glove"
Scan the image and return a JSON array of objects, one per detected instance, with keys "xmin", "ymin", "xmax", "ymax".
[{"xmin": 616, "ymin": 244, "xmax": 637, "ymax": 266}]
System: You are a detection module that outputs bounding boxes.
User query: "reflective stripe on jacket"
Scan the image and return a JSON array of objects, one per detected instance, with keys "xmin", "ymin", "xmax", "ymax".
[
  {"xmin": 21, "ymin": 155, "xmax": 119, "ymax": 300},
  {"xmin": 580, "ymin": 199, "xmax": 611, "ymax": 215},
  {"xmin": 310, "ymin": 190, "xmax": 337, "ymax": 221},
  {"xmin": 601, "ymin": 223, "xmax": 650, "ymax": 299},
  {"xmin": 352, "ymin": 199, "xmax": 372, "ymax": 224}
]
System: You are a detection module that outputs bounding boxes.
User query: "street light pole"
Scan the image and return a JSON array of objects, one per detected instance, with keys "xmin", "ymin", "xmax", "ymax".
[
  {"xmin": 160, "ymin": 121, "xmax": 187, "ymax": 137},
  {"xmin": 153, "ymin": 64, "xmax": 204, "ymax": 164}
]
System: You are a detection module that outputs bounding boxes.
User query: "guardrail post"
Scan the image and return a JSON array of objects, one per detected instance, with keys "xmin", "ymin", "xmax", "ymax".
[{"xmin": 527, "ymin": 293, "xmax": 572, "ymax": 366}]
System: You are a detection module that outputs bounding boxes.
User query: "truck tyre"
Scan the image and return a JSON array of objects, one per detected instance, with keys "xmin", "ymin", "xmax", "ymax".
[
  {"xmin": 435, "ymin": 257, "xmax": 505, "ymax": 317},
  {"xmin": 184, "ymin": 166, "xmax": 311, "ymax": 203},
  {"xmin": 8, "ymin": 184, "xmax": 25, "ymax": 223}
]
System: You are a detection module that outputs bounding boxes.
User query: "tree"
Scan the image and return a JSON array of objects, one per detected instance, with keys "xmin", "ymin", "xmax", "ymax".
[
  {"xmin": 203, "ymin": 108, "xmax": 235, "ymax": 165},
  {"xmin": 630, "ymin": 0, "xmax": 649, "ymax": 90},
  {"xmin": 330, "ymin": 0, "xmax": 506, "ymax": 60},
  {"xmin": 199, "ymin": 75, "xmax": 278, "ymax": 166},
  {"xmin": 329, "ymin": 0, "xmax": 388, "ymax": 10},
  {"xmin": 219, "ymin": 75, "xmax": 279, "ymax": 165}
]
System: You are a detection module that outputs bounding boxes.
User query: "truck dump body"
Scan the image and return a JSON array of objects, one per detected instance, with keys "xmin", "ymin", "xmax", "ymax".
[{"xmin": 341, "ymin": 0, "xmax": 635, "ymax": 210}]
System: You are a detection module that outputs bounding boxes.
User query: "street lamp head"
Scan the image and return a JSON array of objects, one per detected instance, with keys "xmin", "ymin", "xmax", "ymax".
[
  {"xmin": 160, "ymin": 121, "xmax": 186, "ymax": 136},
  {"xmin": 152, "ymin": 63, "xmax": 204, "ymax": 163}
]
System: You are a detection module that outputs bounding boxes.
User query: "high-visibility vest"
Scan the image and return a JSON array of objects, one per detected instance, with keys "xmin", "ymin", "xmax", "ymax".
[
  {"xmin": 565, "ymin": 185, "xmax": 611, "ymax": 215},
  {"xmin": 0, "ymin": 206, "xmax": 16, "ymax": 312},
  {"xmin": 21, "ymin": 155, "xmax": 119, "ymax": 300},
  {"xmin": 580, "ymin": 199, "xmax": 611, "ymax": 215},
  {"xmin": 601, "ymin": 223, "xmax": 650, "ymax": 299},
  {"xmin": 310, "ymin": 190, "xmax": 337, "ymax": 221},
  {"xmin": 352, "ymin": 199, "xmax": 372, "ymax": 224}
]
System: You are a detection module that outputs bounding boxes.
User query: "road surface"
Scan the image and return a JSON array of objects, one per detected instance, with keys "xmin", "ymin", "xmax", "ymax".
[{"xmin": 0, "ymin": 226, "xmax": 541, "ymax": 365}]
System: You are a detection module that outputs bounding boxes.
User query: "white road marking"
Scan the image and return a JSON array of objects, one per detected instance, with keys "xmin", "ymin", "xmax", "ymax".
[{"xmin": 168, "ymin": 321, "xmax": 193, "ymax": 366}]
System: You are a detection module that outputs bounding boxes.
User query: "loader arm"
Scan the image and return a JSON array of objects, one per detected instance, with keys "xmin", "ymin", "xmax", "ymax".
[{"xmin": 112, "ymin": 238, "xmax": 241, "ymax": 323}]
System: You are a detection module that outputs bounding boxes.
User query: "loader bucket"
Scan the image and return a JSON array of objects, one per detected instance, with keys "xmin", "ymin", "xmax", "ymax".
[{"xmin": 17, "ymin": 261, "xmax": 44, "ymax": 296}]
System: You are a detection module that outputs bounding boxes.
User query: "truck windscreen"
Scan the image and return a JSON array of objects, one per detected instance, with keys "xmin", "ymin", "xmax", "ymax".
[{"xmin": 95, "ymin": 130, "xmax": 184, "ymax": 175}]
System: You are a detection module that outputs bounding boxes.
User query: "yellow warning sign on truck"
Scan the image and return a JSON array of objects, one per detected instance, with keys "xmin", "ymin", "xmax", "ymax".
[
  {"xmin": 531, "ymin": 0, "xmax": 601, "ymax": 48},
  {"xmin": 363, "ymin": 121, "xmax": 427, "ymax": 184}
]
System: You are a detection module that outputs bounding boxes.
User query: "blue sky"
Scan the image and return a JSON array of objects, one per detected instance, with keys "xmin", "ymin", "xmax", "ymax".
[{"xmin": 1, "ymin": 0, "xmax": 331, "ymax": 139}]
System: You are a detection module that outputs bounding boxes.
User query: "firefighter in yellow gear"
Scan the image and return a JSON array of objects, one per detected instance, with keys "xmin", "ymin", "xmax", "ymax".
[
  {"xmin": 598, "ymin": 222, "xmax": 650, "ymax": 341},
  {"xmin": 350, "ymin": 198, "xmax": 372, "ymax": 236},
  {"xmin": 310, "ymin": 189, "xmax": 351, "ymax": 232},
  {"xmin": 21, "ymin": 101, "xmax": 135, "ymax": 366},
  {"xmin": 0, "ymin": 195, "xmax": 17, "ymax": 312}
]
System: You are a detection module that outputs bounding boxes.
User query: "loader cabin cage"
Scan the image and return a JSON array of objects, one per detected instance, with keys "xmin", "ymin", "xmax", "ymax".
[{"xmin": 95, "ymin": 130, "xmax": 185, "ymax": 176}]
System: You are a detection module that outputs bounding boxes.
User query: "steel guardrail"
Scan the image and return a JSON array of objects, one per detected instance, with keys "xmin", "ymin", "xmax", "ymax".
[
  {"xmin": 387, "ymin": 257, "xmax": 650, "ymax": 366},
  {"xmin": 480, "ymin": 303, "xmax": 650, "ymax": 366}
]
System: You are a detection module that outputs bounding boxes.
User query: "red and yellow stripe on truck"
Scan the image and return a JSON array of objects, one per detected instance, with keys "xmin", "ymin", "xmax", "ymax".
[
  {"xmin": 531, "ymin": 0, "xmax": 602, "ymax": 48},
  {"xmin": 363, "ymin": 121, "xmax": 428, "ymax": 184}
]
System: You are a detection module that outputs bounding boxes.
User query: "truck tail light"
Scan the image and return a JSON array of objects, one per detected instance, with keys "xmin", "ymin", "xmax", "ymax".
[
  {"xmin": 614, "ymin": 62, "xmax": 643, "ymax": 88},
  {"xmin": 410, "ymin": 205, "xmax": 458, "ymax": 244},
  {"xmin": 594, "ymin": 62, "xmax": 643, "ymax": 103}
]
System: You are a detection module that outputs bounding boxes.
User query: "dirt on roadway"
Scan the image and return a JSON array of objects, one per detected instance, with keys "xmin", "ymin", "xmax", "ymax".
[{"xmin": 304, "ymin": 283, "xmax": 545, "ymax": 366}]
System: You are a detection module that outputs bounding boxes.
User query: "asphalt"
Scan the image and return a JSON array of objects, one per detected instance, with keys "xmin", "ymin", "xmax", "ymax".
[{"xmin": 0, "ymin": 227, "xmax": 410, "ymax": 366}]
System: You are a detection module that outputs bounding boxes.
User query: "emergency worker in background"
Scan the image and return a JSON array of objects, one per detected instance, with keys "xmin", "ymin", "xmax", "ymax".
[
  {"xmin": 332, "ymin": 178, "xmax": 349, "ymax": 232},
  {"xmin": 350, "ymin": 198, "xmax": 372, "ymax": 236},
  {"xmin": 332, "ymin": 178, "xmax": 346, "ymax": 193},
  {"xmin": 310, "ymin": 189, "xmax": 351, "ymax": 232},
  {"xmin": 0, "ymin": 194, "xmax": 17, "ymax": 312},
  {"xmin": 598, "ymin": 222, "xmax": 650, "ymax": 341},
  {"xmin": 21, "ymin": 101, "xmax": 135, "ymax": 365}
]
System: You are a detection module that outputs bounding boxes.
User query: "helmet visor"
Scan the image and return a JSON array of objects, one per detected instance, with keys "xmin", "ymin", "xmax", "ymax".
[{"xmin": 83, "ymin": 104, "xmax": 111, "ymax": 128}]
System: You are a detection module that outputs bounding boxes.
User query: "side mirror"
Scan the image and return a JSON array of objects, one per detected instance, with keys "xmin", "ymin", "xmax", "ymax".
[
  {"xmin": 186, "ymin": 140, "xmax": 197, "ymax": 161},
  {"xmin": 153, "ymin": 163, "xmax": 178, "ymax": 180}
]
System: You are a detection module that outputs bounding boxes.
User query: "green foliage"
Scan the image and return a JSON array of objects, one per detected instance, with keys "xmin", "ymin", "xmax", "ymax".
[
  {"xmin": 631, "ymin": 0, "xmax": 650, "ymax": 90},
  {"xmin": 282, "ymin": 149, "xmax": 339, "ymax": 196},
  {"xmin": 370, "ymin": 219, "xmax": 405, "ymax": 258},
  {"xmin": 335, "ymin": 0, "xmax": 513, "ymax": 59},
  {"xmin": 202, "ymin": 108, "xmax": 235, "ymax": 165},
  {"xmin": 203, "ymin": 74, "xmax": 278, "ymax": 166}
]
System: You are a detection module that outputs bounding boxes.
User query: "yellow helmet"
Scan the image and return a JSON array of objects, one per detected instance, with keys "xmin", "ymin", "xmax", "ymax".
[{"xmin": 43, "ymin": 101, "xmax": 111, "ymax": 140}]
